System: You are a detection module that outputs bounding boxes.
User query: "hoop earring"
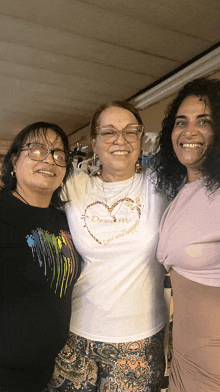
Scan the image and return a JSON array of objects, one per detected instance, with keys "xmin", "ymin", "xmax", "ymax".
[
  {"xmin": 11, "ymin": 170, "xmax": 16, "ymax": 178},
  {"xmin": 135, "ymin": 156, "xmax": 142, "ymax": 173},
  {"xmin": 87, "ymin": 153, "xmax": 102, "ymax": 176}
]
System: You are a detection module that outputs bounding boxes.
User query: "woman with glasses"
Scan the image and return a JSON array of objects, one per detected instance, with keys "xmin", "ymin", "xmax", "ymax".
[
  {"xmin": 0, "ymin": 122, "xmax": 81, "ymax": 392},
  {"xmin": 49, "ymin": 102, "xmax": 168, "ymax": 392}
]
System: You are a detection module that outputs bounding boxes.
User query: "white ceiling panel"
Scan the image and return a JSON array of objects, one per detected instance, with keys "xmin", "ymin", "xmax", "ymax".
[{"xmin": 0, "ymin": 0, "xmax": 219, "ymax": 147}]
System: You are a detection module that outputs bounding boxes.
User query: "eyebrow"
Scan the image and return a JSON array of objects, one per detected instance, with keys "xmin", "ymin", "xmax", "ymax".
[
  {"xmin": 175, "ymin": 114, "xmax": 211, "ymax": 119},
  {"xmin": 101, "ymin": 123, "xmax": 139, "ymax": 128},
  {"xmin": 29, "ymin": 141, "xmax": 65, "ymax": 151}
]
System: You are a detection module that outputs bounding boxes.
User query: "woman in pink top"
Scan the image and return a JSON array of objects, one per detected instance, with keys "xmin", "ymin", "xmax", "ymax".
[{"xmin": 149, "ymin": 77, "xmax": 220, "ymax": 391}]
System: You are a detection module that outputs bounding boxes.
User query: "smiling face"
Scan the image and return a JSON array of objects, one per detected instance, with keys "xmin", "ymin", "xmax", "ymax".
[
  {"xmin": 92, "ymin": 106, "xmax": 141, "ymax": 181},
  {"xmin": 13, "ymin": 129, "xmax": 66, "ymax": 202},
  {"xmin": 171, "ymin": 95, "xmax": 213, "ymax": 182}
]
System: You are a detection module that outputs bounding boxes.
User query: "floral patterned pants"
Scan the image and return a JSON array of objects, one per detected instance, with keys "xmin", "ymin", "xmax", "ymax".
[{"xmin": 46, "ymin": 328, "xmax": 165, "ymax": 392}]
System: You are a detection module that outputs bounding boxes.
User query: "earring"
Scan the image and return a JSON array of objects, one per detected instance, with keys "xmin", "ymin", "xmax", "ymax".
[
  {"xmin": 87, "ymin": 153, "xmax": 102, "ymax": 176},
  {"xmin": 60, "ymin": 182, "xmax": 64, "ymax": 187},
  {"xmin": 11, "ymin": 170, "xmax": 16, "ymax": 178},
  {"xmin": 135, "ymin": 156, "xmax": 142, "ymax": 173}
]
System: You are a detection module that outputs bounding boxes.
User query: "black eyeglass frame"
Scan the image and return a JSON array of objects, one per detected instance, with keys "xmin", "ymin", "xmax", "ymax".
[{"xmin": 21, "ymin": 142, "xmax": 68, "ymax": 167}]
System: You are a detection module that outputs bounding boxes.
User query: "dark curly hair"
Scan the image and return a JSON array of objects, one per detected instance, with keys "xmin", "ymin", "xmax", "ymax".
[
  {"xmin": 1, "ymin": 121, "xmax": 73, "ymax": 207},
  {"xmin": 148, "ymin": 77, "xmax": 220, "ymax": 200}
]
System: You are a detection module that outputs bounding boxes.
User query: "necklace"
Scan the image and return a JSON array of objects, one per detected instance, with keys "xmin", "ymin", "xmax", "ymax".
[
  {"xmin": 13, "ymin": 190, "xmax": 30, "ymax": 205},
  {"xmin": 100, "ymin": 174, "xmax": 135, "ymax": 222}
]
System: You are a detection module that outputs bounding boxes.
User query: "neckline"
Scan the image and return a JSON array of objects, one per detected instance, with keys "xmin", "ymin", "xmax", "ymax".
[
  {"xmin": 96, "ymin": 172, "xmax": 139, "ymax": 188},
  {"xmin": 9, "ymin": 191, "xmax": 51, "ymax": 210},
  {"xmin": 13, "ymin": 190, "xmax": 29, "ymax": 205},
  {"xmin": 184, "ymin": 178, "xmax": 201, "ymax": 186}
]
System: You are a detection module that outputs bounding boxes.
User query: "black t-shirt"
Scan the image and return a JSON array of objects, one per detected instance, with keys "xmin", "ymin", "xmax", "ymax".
[{"xmin": 0, "ymin": 191, "xmax": 81, "ymax": 392}]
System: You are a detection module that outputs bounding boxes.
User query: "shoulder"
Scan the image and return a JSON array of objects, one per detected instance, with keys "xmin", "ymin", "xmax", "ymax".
[
  {"xmin": 0, "ymin": 190, "xmax": 4, "ymax": 202},
  {"xmin": 0, "ymin": 191, "xmax": 5, "ymax": 218},
  {"xmin": 141, "ymin": 167, "xmax": 170, "ymax": 208},
  {"xmin": 142, "ymin": 166, "xmax": 153, "ymax": 180},
  {"xmin": 66, "ymin": 168, "xmax": 90, "ymax": 187},
  {"xmin": 0, "ymin": 189, "xmax": 7, "ymax": 198},
  {"xmin": 141, "ymin": 167, "xmax": 159, "ymax": 192},
  {"xmin": 0, "ymin": 189, "xmax": 11, "ymax": 206},
  {"xmin": 64, "ymin": 169, "xmax": 94, "ymax": 202},
  {"xmin": 49, "ymin": 205, "xmax": 67, "ymax": 220}
]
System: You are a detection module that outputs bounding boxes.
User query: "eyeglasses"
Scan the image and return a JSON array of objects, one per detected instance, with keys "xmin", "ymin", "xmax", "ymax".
[
  {"xmin": 21, "ymin": 143, "xmax": 68, "ymax": 167},
  {"xmin": 95, "ymin": 125, "xmax": 144, "ymax": 144}
]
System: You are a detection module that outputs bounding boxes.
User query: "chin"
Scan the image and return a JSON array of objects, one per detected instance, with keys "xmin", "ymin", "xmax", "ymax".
[{"xmin": 37, "ymin": 185, "xmax": 57, "ymax": 193}]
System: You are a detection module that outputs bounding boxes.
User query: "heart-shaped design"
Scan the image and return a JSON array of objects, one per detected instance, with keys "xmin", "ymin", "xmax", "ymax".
[{"xmin": 83, "ymin": 198, "xmax": 141, "ymax": 245}]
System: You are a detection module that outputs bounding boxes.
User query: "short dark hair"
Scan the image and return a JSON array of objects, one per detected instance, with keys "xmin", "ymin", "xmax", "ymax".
[
  {"xmin": 90, "ymin": 100, "xmax": 144, "ymax": 140},
  {"xmin": 149, "ymin": 77, "xmax": 220, "ymax": 200},
  {"xmin": 1, "ymin": 121, "xmax": 72, "ymax": 207}
]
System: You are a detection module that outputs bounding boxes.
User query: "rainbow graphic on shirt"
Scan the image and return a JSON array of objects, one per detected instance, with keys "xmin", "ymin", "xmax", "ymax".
[{"xmin": 26, "ymin": 229, "xmax": 76, "ymax": 297}]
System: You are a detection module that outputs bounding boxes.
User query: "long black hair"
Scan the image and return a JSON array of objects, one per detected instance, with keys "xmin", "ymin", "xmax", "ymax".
[
  {"xmin": 148, "ymin": 77, "xmax": 220, "ymax": 200},
  {"xmin": 1, "ymin": 121, "xmax": 73, "ymax": 207}
]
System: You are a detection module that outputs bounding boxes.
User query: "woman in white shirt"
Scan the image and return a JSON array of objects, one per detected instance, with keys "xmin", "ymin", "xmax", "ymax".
[{"xmin": 48, "ymin": 101, "xmax": 168, "ymax": 392}]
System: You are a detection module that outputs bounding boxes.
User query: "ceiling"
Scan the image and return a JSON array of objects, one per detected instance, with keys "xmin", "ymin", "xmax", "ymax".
[{"xmin": 1, "ymin": 0, "xmax": 220, "ymax": 149}]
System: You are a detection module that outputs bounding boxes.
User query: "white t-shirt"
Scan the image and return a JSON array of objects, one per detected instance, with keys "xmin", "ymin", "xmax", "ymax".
[
  {"xmin": 157, "ymin": 179, "xmax": 220, "ymax": 287},
  {"xmin": 65, "ymin": 167, "xmax": 168, "ymax": 342}
]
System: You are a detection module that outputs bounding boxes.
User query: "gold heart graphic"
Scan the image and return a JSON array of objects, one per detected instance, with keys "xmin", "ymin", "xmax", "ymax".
[{"xmin": 83, "ymin": 198, "xmax": 141, "ymax": 245}]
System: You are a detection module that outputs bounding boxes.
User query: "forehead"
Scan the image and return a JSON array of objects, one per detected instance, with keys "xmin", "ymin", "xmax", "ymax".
[
  {"xmin": 26, "ymin": 129, "xmax": 64, "ymax": 148},
  {"xmin": 98, "ymin": 106, "xmax": 138, "ymax": 125},
  {"xmin": 177, "ymin": 95, "xmax": 211, "ymax": 115}
]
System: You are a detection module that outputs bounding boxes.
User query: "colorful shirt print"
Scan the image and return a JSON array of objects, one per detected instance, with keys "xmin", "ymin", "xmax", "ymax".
[{"xmin": 26, "ymin": 228, "xmax": 76, "ymax": 297}]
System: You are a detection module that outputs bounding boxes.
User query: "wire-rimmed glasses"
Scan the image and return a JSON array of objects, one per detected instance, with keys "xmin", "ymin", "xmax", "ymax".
[
  {"xmin": 21, "ymin": 143, "xmax": 68, "ymax": 167},
  {"xmin": 95, "ymin": 125, "xmax": 144, "ymax": 143}
]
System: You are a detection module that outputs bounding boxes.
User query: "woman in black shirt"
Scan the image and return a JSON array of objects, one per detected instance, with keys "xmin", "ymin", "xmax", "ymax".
[{"xmin": 0, "ymin": 122, "xmax": 81, "ymax": 392}]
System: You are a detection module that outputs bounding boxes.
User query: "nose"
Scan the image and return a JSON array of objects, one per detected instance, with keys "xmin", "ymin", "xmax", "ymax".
[
  {"xmin": 184, "ymin": 123, "xmax": 198, "ymax": 137},
  {"xmin": 43, "ymin": 151, "xmax": 55, "ymax": 165},
  {"xmin": 114, "ymin": 130, "xmax": 127, "ymax": 144}
]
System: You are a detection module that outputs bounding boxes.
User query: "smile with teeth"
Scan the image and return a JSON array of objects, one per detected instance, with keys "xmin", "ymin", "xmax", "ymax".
[
  {"xmin": 37, "ymin": 170, "xmax": 55, "ymax": 176},
  {"xmin": 112, "ymin": 151, "xmax": 129, "ymax": 155},
  {"xmin": 181, "ymin": 143, "xmax": 202, "ymax": 148}
]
